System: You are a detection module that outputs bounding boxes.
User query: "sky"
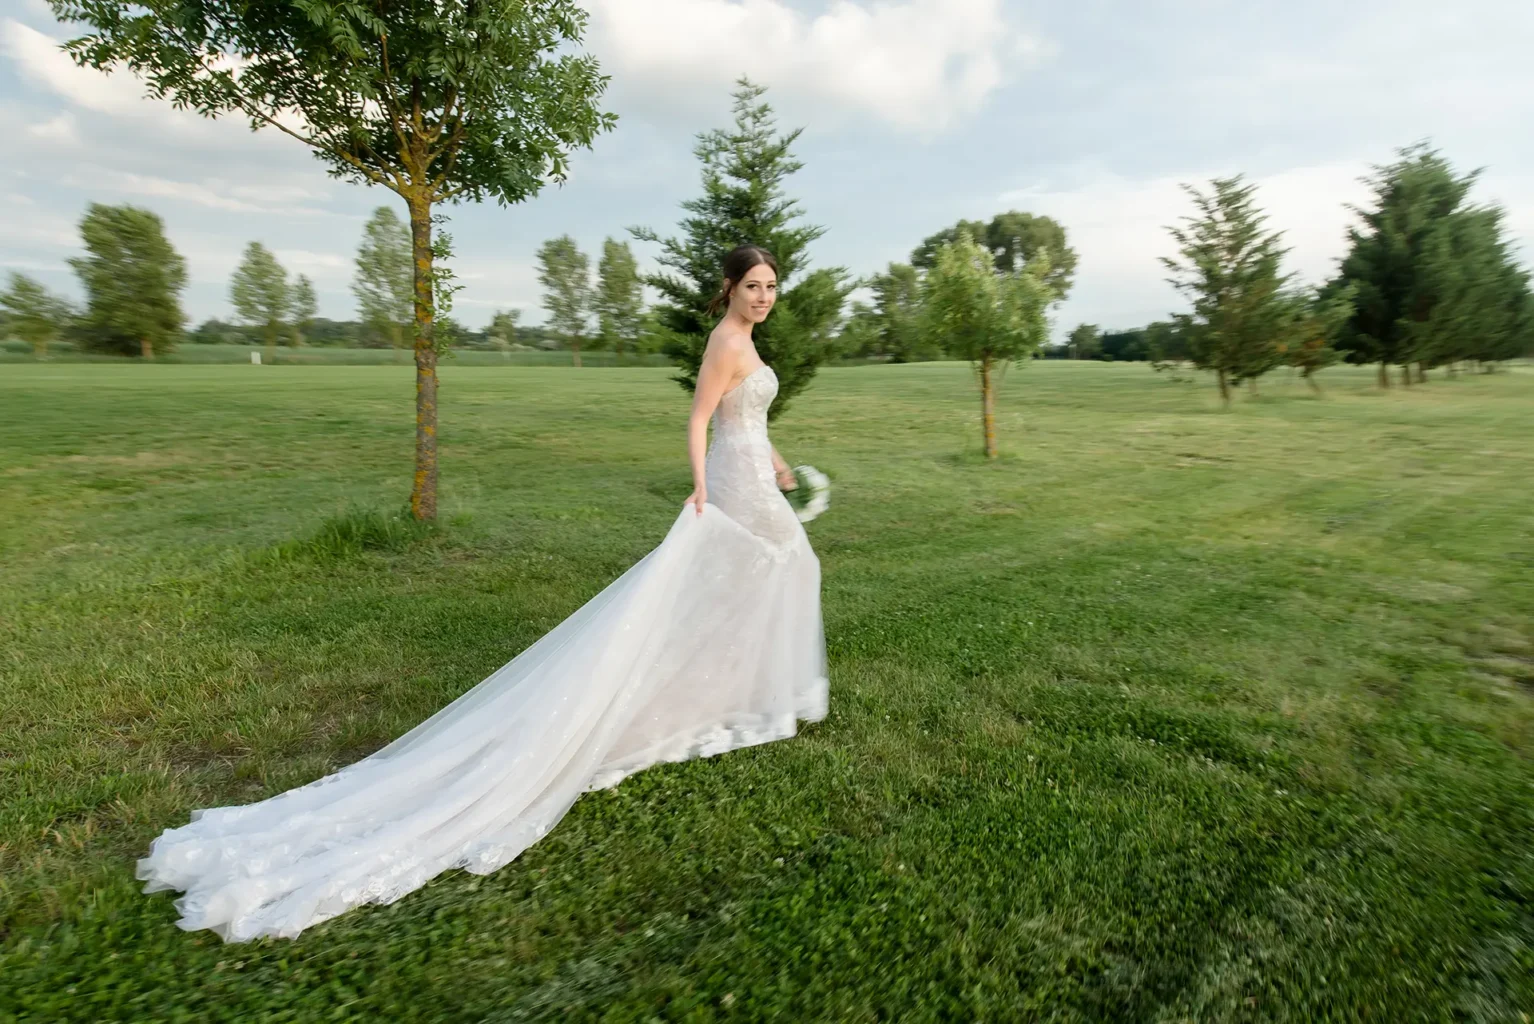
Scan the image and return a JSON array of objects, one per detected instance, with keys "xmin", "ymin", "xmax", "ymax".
[{"xmin": 3, "ymin": 0, "xmax": 1532, "ymax": 338}]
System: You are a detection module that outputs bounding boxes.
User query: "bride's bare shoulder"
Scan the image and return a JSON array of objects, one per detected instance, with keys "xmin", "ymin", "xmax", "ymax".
[{"xmin": 702, "ymin": 325, "xmax": 751, "ymax": 368}]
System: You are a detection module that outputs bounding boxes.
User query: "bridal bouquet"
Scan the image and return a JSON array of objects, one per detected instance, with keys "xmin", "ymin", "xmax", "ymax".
[{"xmin": 785, "ymin": 464, "xmax": 831, "ymax": 523}]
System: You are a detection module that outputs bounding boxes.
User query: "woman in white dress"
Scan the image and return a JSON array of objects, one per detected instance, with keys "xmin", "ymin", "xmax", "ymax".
[{"xmin": 138, "ymin": 244, "xmax": 829, "ymax": 941}]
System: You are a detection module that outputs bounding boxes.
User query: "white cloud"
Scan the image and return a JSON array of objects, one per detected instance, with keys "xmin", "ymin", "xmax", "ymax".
[
  {"xmin": 587, "ymin": 0, "xmax": 1046, "ymax": 133},
  {"xmin": 26, "ymin": 111, "xmax": 77, "ymax": 143}
]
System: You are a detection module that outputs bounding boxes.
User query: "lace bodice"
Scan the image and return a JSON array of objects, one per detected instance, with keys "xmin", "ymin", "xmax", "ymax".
[{"xmin": 706, "ymin": 366, "xmax": 800, "ymax": 548}]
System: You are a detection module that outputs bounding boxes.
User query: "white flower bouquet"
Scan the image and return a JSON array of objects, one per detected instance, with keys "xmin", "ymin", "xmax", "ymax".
[{"xmin": 784, "ymin": 464, "xmax": 831, "ymax": 523}]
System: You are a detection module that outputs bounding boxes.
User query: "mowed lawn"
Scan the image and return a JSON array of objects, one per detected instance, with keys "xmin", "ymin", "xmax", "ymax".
[{"xmin": 1, "ymin": 360, "xmax": 1531, "ymax": 1022}]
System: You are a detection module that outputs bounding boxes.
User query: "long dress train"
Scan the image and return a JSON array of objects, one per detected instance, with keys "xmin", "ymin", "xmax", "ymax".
[{"xmin": 137, "ymin": 365, "xmax": 828, "ymax": 941}]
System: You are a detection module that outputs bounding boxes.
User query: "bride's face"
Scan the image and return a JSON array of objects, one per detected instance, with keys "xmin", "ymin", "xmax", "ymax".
[{"xmin": 730, "ymin": 263, "xmax": 778, "ymax": 323}]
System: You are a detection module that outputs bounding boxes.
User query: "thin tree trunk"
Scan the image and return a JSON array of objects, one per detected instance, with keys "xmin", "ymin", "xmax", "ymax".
[
  {"xmin": 1217, "ymin": 367, "xmax": 1231, "ymax": 406},
  {"xmin": 1415, "ymin": 362, "xmax": 1427, "ymax": 384},
  {"xmin": 265, "ymin": 324, "xmax": 277, "ymax": 367},
  {"xmin": 140, "ymin": 336, "xmax": 153, "ymax": 360},
  {"xmin": 1377, "ymin": 361, "xmax": 1389, "ymax": 388},
  {"xmin": 1248, "ymin": 376, "xmax": 1259, "ymax": 398},
  {"xmin": 572, "ymin": 340, "xmax": 582, "ymax": 368},
  {"xmin": 1304, "ymin": 366, "xmax": 1321, "ymax": 393},
  {"xmin": 1400, "ymin": 364, "xmax": 1412, "ymax": 386},
  {"xmin": 980, "ymin": 356, "xmax": 997, "ymax": 459},
  {"xmin": 408, "ymin": 195, "xmax": 439, "ymax": 522}
]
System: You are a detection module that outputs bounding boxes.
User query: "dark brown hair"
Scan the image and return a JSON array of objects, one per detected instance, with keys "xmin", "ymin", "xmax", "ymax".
[{"xmin": 706, "ymin": 245, "xmax": 779, "ymax": 317}]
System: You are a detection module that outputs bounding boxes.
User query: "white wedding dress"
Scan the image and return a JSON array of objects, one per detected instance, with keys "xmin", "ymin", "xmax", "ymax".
[{"xmin": 138, "ymin": 365, "xmax": 828, "ymax": 941}]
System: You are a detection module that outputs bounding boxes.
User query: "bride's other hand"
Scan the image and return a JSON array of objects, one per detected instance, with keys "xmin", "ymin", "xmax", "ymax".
[
  {"xmin": 776, "ymin": 467, "xmax": 797, "ymax": 491},
  {"xmin": 685, "ymin": 486, "xmax": 707, "ymax": 516}
]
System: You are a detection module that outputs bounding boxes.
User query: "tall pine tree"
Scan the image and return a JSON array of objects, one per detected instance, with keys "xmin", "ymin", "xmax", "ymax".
[
  {"xmin": 632, "ymin": 78, "xmax": 848, "ymax": 418},
  {"xmin": 1329, "ymin": 145, "xmax": 1482, "ymax": 386}
]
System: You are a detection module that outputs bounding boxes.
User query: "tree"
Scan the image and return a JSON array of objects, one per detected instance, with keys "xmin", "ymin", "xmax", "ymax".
[
  {"xmin": 353, "ymin": 206, "xmax": 417, "ymax": 364},
  {"xmin": 595, "ymin": 238, "xmax": 644, "ymax": 361},
  {"xmin": 1282, "ymin": 286, "xmax": 1354, "ymax": 392},
  {"xmin": 53, "ymin": 1, "xmax": 617, "ymax": 519},
  {"xmin": 290, "ymin": 274, "xmax": 317, "ymax": 347},
  {"xmin": 487, "ymin": 308, "xmax": 521, "ymax": 360},
  {"xmin": 69, "ymin": 203, "xmax": 186, "ymax": 359},
  {"xmin": 832, "ymin": 300, "xmax": 881, "ymax": 359},
  {"xmin": 867, "ymin": 262, "xmax": 936, "ymax": 362},
  {"xmin": 921, "ymin": 230, "xmax": 1054, "ymax": 458},
  {"xmin": 535, "ymin": 236, "xmax": 593, "ymax": 367},
  {"xmin": 913, "ymin": 211, "xmax": 1078, "ymax": 302},
  {"xmin": 1068, "ymin": 323, "xmax": 1101, "ymax": 360},
  {"xmin": 230, "ymin": 242, "xmax": 290, "ymax": 363},
  {"xmin": 0, "ymin": 273, "xmax": 73, "ymax": 359},
  {"xmin": 1161, "ymin": 176, "xmax": 1292, "ymax": 405},
  {"xmin": 1328, "ymin": 145, "xmax": 1482, "ymax": 387},
  {"xmin": 633, "ymin": 78, "xmax": 849, "ymax": 419}
]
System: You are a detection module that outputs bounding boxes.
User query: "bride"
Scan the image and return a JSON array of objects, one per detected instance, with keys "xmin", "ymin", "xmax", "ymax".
[{"xmin": 139, "ymin": 244, "xmax": 829, "ymax": 941}]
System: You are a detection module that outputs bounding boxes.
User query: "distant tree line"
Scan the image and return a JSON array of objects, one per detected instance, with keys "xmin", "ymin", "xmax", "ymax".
[{"xmin": 1046, "ymin": 145, "xmax": 1533, "ymax": 403}]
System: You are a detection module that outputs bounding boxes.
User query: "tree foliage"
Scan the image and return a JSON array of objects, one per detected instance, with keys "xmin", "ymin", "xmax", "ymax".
[
  {"xmin": 1332, "ymin": 146, "xmax": 1533, "ymax": 383},
  {"xmin": 352, "ymin": 206, "xmax": 415, "ymax": 357},
  {"xmin": 632, "ymin": 78, "xmax": 849, "ymax": 418},
  {"xmin": 913, "ymin": 211, "xmax": 1078, "ymax": 302},
  {"xmin": 52, "ymin": 0, "xmax": 616, "ymax": 517},
  {"xmin": 921, "ymin": 230, "xmax": 1054, "ymax": 458},
  {"xmin": 230, "ymin": 241, "xmax": 289, "ymax": 359},
  {"xmin": 535, "ymin": 235, "xmax": 593, "ymax": 367},
  {"xmin": 290, "ymin": 273, "xmax": 317, "ymax": 347},
  {"xmin": 1, "ymin": 273, "xmax": 73, "ymax": 359},
  {"xmin": 595, "ymin": 238, "xmax": 644, "ymax": 359},
  {"xmin": 68, "ymin": 202, "xmax": 186, "ymax": 359},
  {"xmin": 1162, "ymin": 176, "xmax": 1292, "ymax": 404}
]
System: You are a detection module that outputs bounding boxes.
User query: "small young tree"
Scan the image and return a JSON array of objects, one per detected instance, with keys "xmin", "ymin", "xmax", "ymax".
[
  {"xmin": 353, "ymin": 207, "xmax": 415, "ymax": 364},
  {"xmin": 289, "ymin": 274, "xmax": 317, "ymax": 347},
  {"xmin": 488, "ymin": 308, "xmax": 521, "ymax": 360},
  {"xmin": 52, "ymin": 0, "xmax": 616, "ymax": 518},
  {"xmin": 69, "ymin": 203, "xmax": 186, "ymax": 359},
  {"xmin": 535, "ymin": 235, "xmax": 593, "ymax": 366},
  {"xmin": 595, "ymin": 238, "xmax": 644, "ymax": 361},
  {"xmin": 1161, "ymin": 176, "xmax": 1292, "ymax": 405},
  {"xmin": 0, "ymin": 273, "xmax": 73, "ymax": 359},
  {"xmin": 921, "ymin": 231, "xmax": 1054, "ymax": 458},
  {"xmin": 230, "ymin": 242, "xmax": 290, "ymax": 363}
]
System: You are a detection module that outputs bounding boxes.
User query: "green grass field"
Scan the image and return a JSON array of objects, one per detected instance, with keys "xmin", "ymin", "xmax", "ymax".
[{"xmin": 2, "ymin": 360, "xmax": 1531, "ymax": 1022}]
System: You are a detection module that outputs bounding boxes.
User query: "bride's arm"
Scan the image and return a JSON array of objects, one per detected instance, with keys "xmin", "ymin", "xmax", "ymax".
[
  {"xmin": 770, "ymin": 446, "xmax": 796, "ymax": 489},
  {"xmin": 685, "ymin": 351, "xmax": 736, "ymax": 515}
]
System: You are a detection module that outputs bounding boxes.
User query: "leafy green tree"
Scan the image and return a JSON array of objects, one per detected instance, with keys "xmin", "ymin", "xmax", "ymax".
[
  {"xmin": 913, "ymin": 212, "xmax": 1078, "ymax": 302},
  {"xmin": 69, "ymin": 203, "xmax": 186, "ymax": 359},
  {"xmin": 0, "ymin": 273, "xmax": 73, "ymax": 359},
  {"xmin": 595, "ymin": 238, "xmax": 644, "ymax": 361},
  {"xmin": 290, "ymin": 274, "xmax": 317, "ymax": 347},
  {"xmin": 535, "ymin": 235, "xmax": 593, "ymax": 367},
  {"xmin": 1329, "ymin": 145, "xmax": 1481, "ymax": 387},
  {"xmin": 353, "ymin": 207, "xmax": 416, "ymax": 364},
  {"xmin": 1068, "ymin": 323, "xmax": 1101, "ymax": 360},
  {"xmin": 230, "ymin": 242, "xmax": 290, "ymax": 363},
  {"xmin": 53, "ymin": 0, "xmax": 616, "ymax": 518},
  {"xmin": 831, "ymin": 301, "xmax": 879, "ymax": 359},
  {"xmin": 1282, "ymin": 286, "xmax": 1354, "ymax": 392},
  {"xmin": 633, "ymin": 78, "xmax": 849, "ymax": 419},
  {"xmin": 487, "ymin": 308, "xmax": 521, "ymax": 360},
  {"xmin": 1162, "ymin": 176, "xmax": 1292, "ymax": 404},
  {"xmin": 867, "ymin": 262, "xmax": 936, "ymax": 362},
  {"xmin": 921, "ymin": 230, "xmax": 1054, "ymax": 458}
]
